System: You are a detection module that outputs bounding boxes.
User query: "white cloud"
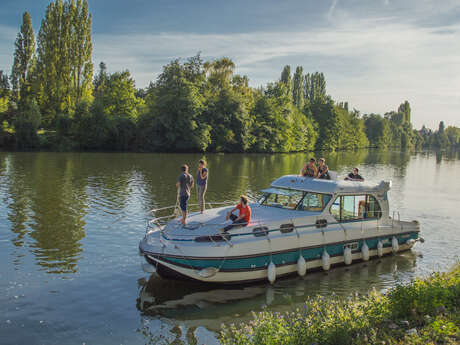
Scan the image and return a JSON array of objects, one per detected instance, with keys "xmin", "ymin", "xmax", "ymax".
[
  {"xmin": 1, "ymin": 17, "xmax": 459, "ymax": 129},
  {"xmin": 327, "ymin": 0, "xmax": 339, "ymax": 21},
  {"xmin": 92, "ymin": 19, "xmax": 460, "ymax": 129}
]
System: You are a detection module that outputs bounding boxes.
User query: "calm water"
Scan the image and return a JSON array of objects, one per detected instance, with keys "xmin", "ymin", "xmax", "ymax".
[{"xmin": 0, "ymin": 149, "xmax": 459, "ymax": 345}]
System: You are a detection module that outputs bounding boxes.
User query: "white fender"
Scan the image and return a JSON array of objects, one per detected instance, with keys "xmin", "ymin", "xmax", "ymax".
[
  {"xmin": 377, "ymin": 240, "xmax": 384, "ymax": 257},
  {"xmin": 361, "ymin": 241, "xmax": 369, "ymax": 261},
  {"xmin": 407, "ymin": 239, "xmax": 416, "ymax": 247},
  {"xmin": 297, "ymin": 255, "xmax": 307, "ymax": 276},
  {"xmin": 344, "ymin": 246, "xmax": 352, "ymax": 265},
  {"xmin": 322, "ymin": 250, "xmax": 330, "ymax": 271},
  {"xmin": 197, "ymin": 267, "xmax": 218, "ymax": 278},
  {"xmin": 392, "ymin": 237, "xmax": 399, "ymax": 253},
  {"xmin": 267, "ymin": 262, "xmax": 276, "ymax": 284}
]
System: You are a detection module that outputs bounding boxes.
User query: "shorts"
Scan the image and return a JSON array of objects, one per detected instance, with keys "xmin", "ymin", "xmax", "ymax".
[{"xmin": 179, "ymin": 195, "xmax": 189, "ymax": 211}]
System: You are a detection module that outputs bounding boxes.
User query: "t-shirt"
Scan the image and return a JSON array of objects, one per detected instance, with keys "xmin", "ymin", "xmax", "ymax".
[
  {"xmin": 196, "ymin": 168, "xmax": 208, "ymax": 186},
  {"xmin": 178, "ymin": 173, "xmax": 194, "ymax": 196},
  {"xmin": 347, "ymin": 173, "xmax": 363, "ymax": 181},
  {"xmin": 236, "ymin": 203, "xmax": 251, "ymax": 224}
]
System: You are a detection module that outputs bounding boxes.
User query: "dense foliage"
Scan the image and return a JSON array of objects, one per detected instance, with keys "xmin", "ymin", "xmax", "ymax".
[
  {"xmin": 220, "ymin": 264, "xmax": 460, "ymax": 345},
  {"xmin": 0, "ymin": 0, "xmax": 458, "ymax": 152}
]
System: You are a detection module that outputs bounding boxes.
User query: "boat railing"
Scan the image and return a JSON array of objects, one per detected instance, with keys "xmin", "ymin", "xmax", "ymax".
[{"xmin": 146, "ymin": 200, "xmax": 237, "ymax": 234}]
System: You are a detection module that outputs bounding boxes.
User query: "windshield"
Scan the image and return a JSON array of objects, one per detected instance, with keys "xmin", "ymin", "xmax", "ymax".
[{"xmin": 259, "ymin": 188, "xmax": 332, "ymax": 212}]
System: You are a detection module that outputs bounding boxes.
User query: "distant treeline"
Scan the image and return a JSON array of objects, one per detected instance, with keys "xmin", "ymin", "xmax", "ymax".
[{"xmin": 0, "ymin": 0, "xmax": 459, "ymax": 152}]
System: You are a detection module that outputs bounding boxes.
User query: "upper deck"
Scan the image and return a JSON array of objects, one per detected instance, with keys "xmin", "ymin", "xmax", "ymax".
[{"xmin": 271, "ymin": 175, "xmax": 391, "ymax": 195}]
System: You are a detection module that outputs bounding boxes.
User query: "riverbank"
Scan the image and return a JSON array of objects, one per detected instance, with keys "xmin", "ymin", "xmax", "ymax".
[{"xmin": 220, "ymin": 263, "xmax": 460, "ymax": 345}]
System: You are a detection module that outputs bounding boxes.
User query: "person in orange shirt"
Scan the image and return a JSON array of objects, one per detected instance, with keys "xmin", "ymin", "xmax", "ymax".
[{"xmin": 222, "ymin": 195, "xmax": 251, "ymax": 232}]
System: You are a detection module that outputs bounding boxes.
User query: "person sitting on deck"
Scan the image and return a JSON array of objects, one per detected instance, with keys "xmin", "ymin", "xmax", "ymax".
[
  {"xmin": 345, "ymin": 167, "xmax": 364, "ymax": 181},
  {"xmin": 221, "ymin": 195, "xmax": 251, "ymax": 232},
  {"xmin": 300, "ymin": 158, "xmax": 318, "ymax": 177},
  {"xmin": 316, "ymin": 158, "xmax": 330, "ymax": 180}
]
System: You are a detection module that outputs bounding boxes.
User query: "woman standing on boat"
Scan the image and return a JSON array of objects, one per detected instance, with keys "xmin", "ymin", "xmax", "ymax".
[
  {"xmin": 301, "ymin": 158, "xmax": 318, "ymax": 177},
  {"xmin": 196, "ymin": 159, "xmax": 208, "ymax": 214}
]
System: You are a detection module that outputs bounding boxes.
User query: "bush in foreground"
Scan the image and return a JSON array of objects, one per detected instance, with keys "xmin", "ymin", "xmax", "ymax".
[{"xmin": 220, "ymin": 264, "xmax": 460, "ymax": 345}]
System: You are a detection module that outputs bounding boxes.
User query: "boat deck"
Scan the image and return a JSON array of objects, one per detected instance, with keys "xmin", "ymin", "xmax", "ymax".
[{"xmin": 160, "ymin": 204, "xmax": 320, "ymax": 240}]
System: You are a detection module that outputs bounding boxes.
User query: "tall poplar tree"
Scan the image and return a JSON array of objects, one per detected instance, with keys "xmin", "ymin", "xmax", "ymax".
[
  {"xmin": 36, "ymin": 0, "xmax": 93, "ymax": 123},
  {"xmin": 280, "ymin": 65, "xmax": 292, "ymax": 98},
  {"xmin": 70, "ymin": 0, "xmax": 93, "ymax": 105},
  {"xmin": 292, "ymin": 66, "xmax": 304, "ymax": 109},
  {"xmin": 11, "ymin": 12, "xmax": 36, "ymax": 107}
]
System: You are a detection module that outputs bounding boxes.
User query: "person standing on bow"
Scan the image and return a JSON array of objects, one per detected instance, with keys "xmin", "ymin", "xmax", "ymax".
[
  {"xmin": 176, "ymin": 164, "xmax": 194, "ymax": 225},
  {"xmin": 196, "ymin": 159, "xmax": 208, "ymax": 214}
]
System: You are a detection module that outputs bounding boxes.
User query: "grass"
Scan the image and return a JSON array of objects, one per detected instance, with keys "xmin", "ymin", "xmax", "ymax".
[{"xmin": 220, "ymin": 263, "xmax": 460, "ymax": 345}]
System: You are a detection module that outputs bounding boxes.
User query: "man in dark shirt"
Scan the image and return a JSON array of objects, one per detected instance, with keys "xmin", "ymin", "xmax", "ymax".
[
  {"xmin": 345, "ymin": 167, "xmax": 364, "ymax": 181},
  {"xmin": 176, "ymin": 164, "xmax": 194, "ymax": 225}
]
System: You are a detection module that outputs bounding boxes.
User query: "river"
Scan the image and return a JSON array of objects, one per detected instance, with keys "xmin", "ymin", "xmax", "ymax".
[{"xmin": 0, "ymin": 149, "xmax": 459, "ymax": 345}]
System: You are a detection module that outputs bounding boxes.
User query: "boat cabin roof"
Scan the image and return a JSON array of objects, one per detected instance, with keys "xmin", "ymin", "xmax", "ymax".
[{"xmin": 270, "ymin": 175, "xmax": 391, "ymax": 195}]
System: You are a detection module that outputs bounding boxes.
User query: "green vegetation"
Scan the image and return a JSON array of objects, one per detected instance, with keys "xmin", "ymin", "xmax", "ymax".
[
  {"xmin": 0, "ymin": 0, "xmax": 458, "ymax": 152},
  {"xmin": 220, "ymin": 264, "xmax": 460, "ymax": 345}
]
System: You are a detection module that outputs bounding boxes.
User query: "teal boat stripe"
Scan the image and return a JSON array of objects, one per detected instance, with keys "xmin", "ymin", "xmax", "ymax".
[{"xmin": 145, "ymin": 232, "xmax": 419, "ymax": 264}]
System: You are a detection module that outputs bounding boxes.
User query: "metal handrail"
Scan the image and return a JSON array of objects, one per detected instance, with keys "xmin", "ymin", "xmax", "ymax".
[{"xmin": 151, "ymin": 200, "xmax": 235, "ymax": 213}]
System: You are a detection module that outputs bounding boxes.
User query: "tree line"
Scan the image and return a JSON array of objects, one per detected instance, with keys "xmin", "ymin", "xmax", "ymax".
[{"xmin": 0, "ymin": 0, "xmax": 458, "ymax": 152}]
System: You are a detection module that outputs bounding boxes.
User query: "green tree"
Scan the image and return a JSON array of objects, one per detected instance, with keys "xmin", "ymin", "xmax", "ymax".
[
  {"xmin": 292, "ymin": 66, "xmax": 304, "ymax": 109},
  {"xmin": 14, "ymin": 100, "xmax": 41, "ymax": 149},
  {"xmin": 11, "ymin": 12, "xmax": 36, "ymax": 108},
  {"xmin": 363, "ymin": 114, "xmax": 392, "ymax": 148},
  {"xmin": 96, "ymin": 69, "xmax": 142, "ymax": 118},
  {"xmin": 0, "ymin": 71, "xmax": 9, "ymax": 114},
  {"xmin": 311, "ymin": 100, "xmax": 340, "ymax": 150},
  {"xmin": 251, "ymin": 81, "xmax": 316, "ymax": 152},
  {"xmin": 280, "ymin": 65, "xmax": 292, "ymax": 98},
  {"xmin": 445, "ymin": 126, "xmax": 460, "ymax": 147},
  {"xmin": 138, "ymin": 58, "xmax": 210, "ymax": 152},
  {"xmin": 398, "ymin": 100, "xmax": 411, "ymax": 124},
  {"xmin": 36, "ymin": 0, "xmax": 93, "ymax": 122},
  {"xmin": 70, "ymin": 0, "xmax": 93, "ymax": 106}
]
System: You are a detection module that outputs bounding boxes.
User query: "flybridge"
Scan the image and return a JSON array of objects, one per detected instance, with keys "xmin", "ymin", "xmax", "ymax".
[{"xmin": 270, "ymin": 175, "xmax": 392, "ymax": 194}]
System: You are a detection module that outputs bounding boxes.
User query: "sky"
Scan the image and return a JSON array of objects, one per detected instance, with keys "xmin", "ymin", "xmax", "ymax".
[{"xmin": 1, "ymin": 0, "xmax": 460, "ymax": 129}]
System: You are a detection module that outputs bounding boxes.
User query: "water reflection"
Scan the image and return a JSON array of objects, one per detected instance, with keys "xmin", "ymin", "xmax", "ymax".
[{"xmin": 137, "ymin": 252, "xmax": 418, "ymax": 333}]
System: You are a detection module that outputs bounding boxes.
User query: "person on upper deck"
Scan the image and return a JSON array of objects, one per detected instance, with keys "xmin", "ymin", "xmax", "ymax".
[
  {"xmin": 221, "ymin": 195, "xmax": 251, "ymax": 232},
  {"xmin": 176, "ymin": 164, "xmax": 194, "ymax": 225},
  {"xmin": 345, "ymin": 168, "xmax": 364, "ymax": 182},
  {"xmin": 316, "ymin": 158, "xmax": 330, "ymax": 180},
  {"xmin": 300, "ymin": 158, "xmax": 318, "ymax": 177}
]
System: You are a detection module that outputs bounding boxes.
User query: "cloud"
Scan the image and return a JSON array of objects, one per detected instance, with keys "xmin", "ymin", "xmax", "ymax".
[
  {"xmin": 327, "ymin": 0, "xmax": 339, "ymax": 21},
  {"xmin": 0, "ymin": 24, "xmax": 18, "ymax": 73},
  {"xmin": 1, "ymin": 13, "xmax": 459, "ymax": 129}
]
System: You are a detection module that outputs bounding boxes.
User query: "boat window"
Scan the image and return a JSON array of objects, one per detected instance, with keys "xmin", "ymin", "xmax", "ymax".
[
  {"xmin": 259, "ymin": 189, "xmax": 304, "ymax": 210},
  {"xmin": 330, "ymin": 195, "xmax": 382, "ymax": 222},
  {"xmin": 297, "ymin": 192, "xmax": 332, "ymax": 212}
]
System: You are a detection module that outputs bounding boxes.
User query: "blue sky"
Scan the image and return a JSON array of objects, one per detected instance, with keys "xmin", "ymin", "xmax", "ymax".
[{"xmin": 1, "ymin": 0, "xmax": 460, "ymax": 129}]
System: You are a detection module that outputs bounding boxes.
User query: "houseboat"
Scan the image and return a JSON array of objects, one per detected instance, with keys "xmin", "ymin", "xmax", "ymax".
[{"xmin": 139, "ymin": 175, "xmax": 421, "ymax": 284}]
